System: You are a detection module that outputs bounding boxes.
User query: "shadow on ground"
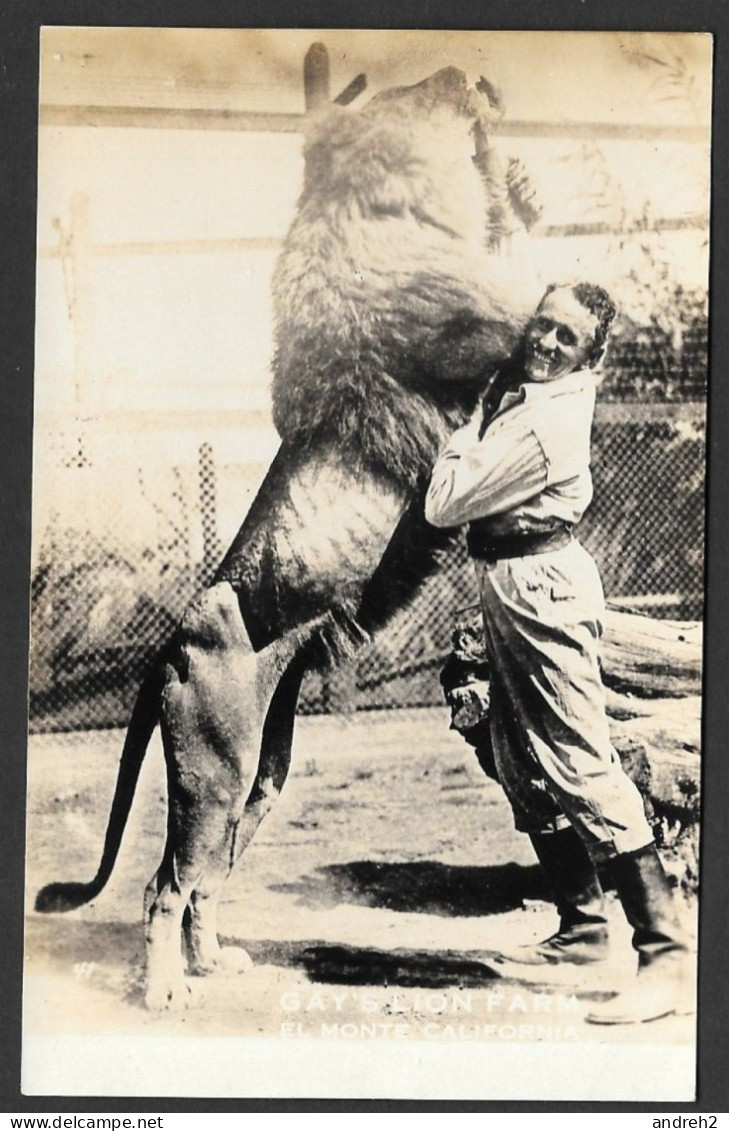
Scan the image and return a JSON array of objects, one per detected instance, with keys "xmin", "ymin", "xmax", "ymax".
[
  {"xmin": 26, "ymin": 916, "xmax": 605, "ymax": 1004},
  {"xmin": 296, "ymin": 944, "xmax": 504, "ymax": 988},
  {"xmin": 25, "ymin": 915, "xmax": 508, "ymax": 993},
  {"xmin": 241, "ymin": 939, "xmax": 593, "ymax": 996},
  {"xmin": 26, "ymin": 915, "xmax": 145, "ymax": 969},
  {"xmin": 271, "ymin": 859, "xmax": 548, "ymax": 916}
]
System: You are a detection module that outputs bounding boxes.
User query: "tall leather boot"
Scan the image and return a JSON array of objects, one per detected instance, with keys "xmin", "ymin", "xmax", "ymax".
[
  {"xmin": 586, "ymin": 843, "xmax": 693, "ymax": 1024},
  {"xmin": 495, "ymin": 826, "xmax": 610, "ymax": 966}
]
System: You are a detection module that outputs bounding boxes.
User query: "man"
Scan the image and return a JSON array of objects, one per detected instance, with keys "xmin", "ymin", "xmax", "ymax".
[{"xmin": 425, "ymin": 283, "xmax": 692, "ymax": 1025}]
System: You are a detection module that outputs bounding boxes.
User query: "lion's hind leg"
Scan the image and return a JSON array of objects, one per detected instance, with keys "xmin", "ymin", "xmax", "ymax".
[
  {"xmin": 141, "ymin": 582, "xmax": 299, "ymax": 1011},
  {"xmin": 143, "ymin": 802, "xmax": 251, "ymax": 1013},
  {"xmin": 176, "ymin": 792, "xmax": 268, "ymax": 981},
  {"xmin": 143, "ymin": 738, "xmax": 256, "ymax": 1008},
  {"xmin": 143, "ymin": 848, "xmax": 200, "ymax": 1012},
  {"xmin": 182, "ymin": 650, "xmax": 306, "ymax": 981},
  {"xmin": 181, "ymin": 782, "xmax": 275, "ymax": 980}
]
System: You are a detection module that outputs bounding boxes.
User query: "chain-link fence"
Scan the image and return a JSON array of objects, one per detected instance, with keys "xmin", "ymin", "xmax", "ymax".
[{"xmin": 29, "ymin": 391, "xmax": 706, "ymax": 733}]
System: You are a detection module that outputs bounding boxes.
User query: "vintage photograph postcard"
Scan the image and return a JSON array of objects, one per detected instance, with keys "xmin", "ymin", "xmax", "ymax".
[{"xmin": 22, "ymin": 27, "xmax": 711, "ymax": 1101}]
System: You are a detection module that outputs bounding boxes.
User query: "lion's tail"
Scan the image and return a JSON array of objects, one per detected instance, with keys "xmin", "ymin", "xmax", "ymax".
[{"xmin": 34, "ymin": 659, "xmax": 166, "ymax": 914}]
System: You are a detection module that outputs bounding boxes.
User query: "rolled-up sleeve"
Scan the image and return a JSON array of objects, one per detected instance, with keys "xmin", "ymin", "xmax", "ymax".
[{"xmin": 425, "ymin": 419, "xmax": 549, "ymax": 528}]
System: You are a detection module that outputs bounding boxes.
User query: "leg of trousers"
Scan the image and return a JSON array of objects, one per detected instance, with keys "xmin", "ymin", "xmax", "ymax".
[{"xmin": 476, "ymin": 542, "xmax": 653, "ymax": 863}]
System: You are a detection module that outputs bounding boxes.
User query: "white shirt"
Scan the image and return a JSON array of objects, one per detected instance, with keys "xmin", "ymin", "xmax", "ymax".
[{"xmin": 424, "ymin": 368, "xmax": 597, "ymax": 534}]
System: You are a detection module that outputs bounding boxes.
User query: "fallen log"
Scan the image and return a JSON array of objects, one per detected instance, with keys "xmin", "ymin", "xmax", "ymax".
[
  {"xmin": 441, "ymin": 604, "xmax": 702, "ymax": 899},
  {"xmin": 601, "ymin": 608, "xmax": 702, "ymax": 698},
  {"xmin": 443, "ymin": 602, "xmax": 702, "ymax": 699}
]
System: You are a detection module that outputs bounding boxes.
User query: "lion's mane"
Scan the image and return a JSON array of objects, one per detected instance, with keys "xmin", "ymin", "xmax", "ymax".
[
  {"xmin": 271, "ymin": 70, "xmax": 538, "ymax": 491},
  {"xmin": 219, "ymin": 70, "xmax": 541, "ymax": 660}
]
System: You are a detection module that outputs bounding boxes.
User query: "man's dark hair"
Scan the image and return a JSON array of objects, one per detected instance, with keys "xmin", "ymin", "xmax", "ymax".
[{"xmin": 544, "ymin": 281, "xmax": 618, "ymax": 367}]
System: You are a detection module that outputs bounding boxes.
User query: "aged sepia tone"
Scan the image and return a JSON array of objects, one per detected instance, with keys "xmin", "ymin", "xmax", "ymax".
[{"xmin": 24, "ymin": 28, "xmax": 710, "ymax": 1100}]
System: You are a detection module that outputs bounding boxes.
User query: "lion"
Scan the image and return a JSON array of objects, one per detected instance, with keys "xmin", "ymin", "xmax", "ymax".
[{"xmin": 35, "ymin": 67, "xmax": 541, "ymax": 1010}]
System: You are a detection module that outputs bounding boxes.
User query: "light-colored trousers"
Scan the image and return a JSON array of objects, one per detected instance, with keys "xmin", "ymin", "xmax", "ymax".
[{"xmin": 475, "ymin": 539, "xmax": 654, "ymax": 862}]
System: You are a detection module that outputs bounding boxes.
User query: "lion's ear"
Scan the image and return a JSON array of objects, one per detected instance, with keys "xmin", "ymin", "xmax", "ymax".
[{"xmin": 302, "ymin": 105, "xmax": 350, "ymax": 169}]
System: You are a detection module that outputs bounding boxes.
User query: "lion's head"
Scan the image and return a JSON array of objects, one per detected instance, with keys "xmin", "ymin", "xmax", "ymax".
[{"xmin": 271, "ymin": 66, "xmax": 540, "ymax": 490}]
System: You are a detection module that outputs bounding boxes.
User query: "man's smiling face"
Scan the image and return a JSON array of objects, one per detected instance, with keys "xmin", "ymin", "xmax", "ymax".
[{"xmin": 524, "ymin": 288, "xmax": 600, "ymax": 382}]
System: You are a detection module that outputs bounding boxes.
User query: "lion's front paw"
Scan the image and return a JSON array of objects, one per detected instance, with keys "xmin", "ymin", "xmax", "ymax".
[{"xmin": 506, "ymin": 157, "xmax": 543, "ymax": 230}]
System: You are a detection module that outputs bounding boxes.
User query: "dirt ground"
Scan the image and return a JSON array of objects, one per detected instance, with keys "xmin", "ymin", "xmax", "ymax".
[{"xmin": 24, "ymin": 707, "xmax": 697, "ymax": 1052}]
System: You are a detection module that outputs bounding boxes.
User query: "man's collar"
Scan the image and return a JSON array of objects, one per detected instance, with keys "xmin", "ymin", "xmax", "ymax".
[
  {"xmin": 515, "ymin": 367, "xmax": 595, "ymax": 400},
  {"xmin": 488, "ymin": 367, "xmax": 594, "ymax": 421}
]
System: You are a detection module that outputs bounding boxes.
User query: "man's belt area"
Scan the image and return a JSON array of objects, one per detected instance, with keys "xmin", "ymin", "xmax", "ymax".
[{"xmin": 467, "ymin": 519, "xmax": 573, "ymax": 563}]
